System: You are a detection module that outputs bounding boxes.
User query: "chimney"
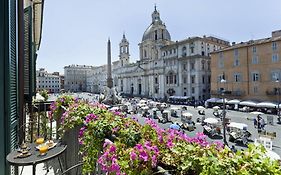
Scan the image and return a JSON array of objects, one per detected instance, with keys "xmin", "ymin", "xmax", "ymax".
[{"xmin": 272, "ymin": 30, "xmax": 281, "ymax": 37}]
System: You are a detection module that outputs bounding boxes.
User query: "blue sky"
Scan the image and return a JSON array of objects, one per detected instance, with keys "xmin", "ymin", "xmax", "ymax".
[{"xmin": 37, "ymin": 0, "xmax": 281, "ymax": 74}]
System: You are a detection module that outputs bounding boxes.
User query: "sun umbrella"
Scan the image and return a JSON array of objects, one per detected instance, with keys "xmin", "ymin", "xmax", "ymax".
[
  {"xmin": 256, "ymin": 102, "xmax": 278, "ymax": 108},
  {"xmin": 169, "ymin": 123, "xmax": 180, "ymax": 130},
  {"xmin": 250, "ymin": 111, "xmax": 264, "ymax": 115},
  {"xmin": 228, "ymin": 122, "xmax": 248, "ymax": 130},
  {"xmin": 142, "ymin": 106, "xmax": 149, "ymax": 110},
  {"xmin": 170, "ymin": 106, "xmax": 180, "ymax": 110},
  {"xmin": 204, "ymin": 118, "xmax": 219, "ymax": 124},
  {"xmin": 213, "ymin": 106, "xmax": 220, "ymax": 110},
  {"xmin": 239, "ymin": 101, "xmax": 257, "ymax": 107},
  {"xmin": 139, "ymin": 100, "xmax": 147, "ymax": 104},
  {"xmin": 197, "ymin": 106, "xmax": 205, "ymax": 110},
  {"xmin": 182, "ymin": 112, "xmax": 193, "ymax": 117},
  {"xmin": 227, "ymin": 99, "xmax": 241, "ymax": 105}
]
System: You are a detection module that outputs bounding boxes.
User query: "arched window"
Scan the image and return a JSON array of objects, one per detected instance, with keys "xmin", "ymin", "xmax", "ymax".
[
  {"xmin": 144, "ymin": 50, "xmax": 147, "ymax": 58},
  {"xmin": 169, "ymin": 72, "xmax": 173, "ymax": 84},
  {"xmin": 154, "ymin": 30, "xmax": 158, "ymax": 40},
  {"xmin": 182, "ymin": 46, "xmax": 187, "ymax": 56}
]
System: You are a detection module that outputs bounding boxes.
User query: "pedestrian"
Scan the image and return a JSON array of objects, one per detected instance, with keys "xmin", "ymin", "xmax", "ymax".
[
  {"xmin": 253, "ymin": 118, "xmax": 257, "ymax": 128},
  {"xmin": 259, "ymin": 117, "xmax": 265, "ymax": 131},
  {"xmin": 257, "ymin": 115, "xmax": 262, "ymax": 133}
]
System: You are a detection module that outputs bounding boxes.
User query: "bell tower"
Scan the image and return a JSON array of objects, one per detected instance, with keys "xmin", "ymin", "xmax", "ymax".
[{"xmin": 119, "ymin": 33, "xmax": 130, "ymax": 66}]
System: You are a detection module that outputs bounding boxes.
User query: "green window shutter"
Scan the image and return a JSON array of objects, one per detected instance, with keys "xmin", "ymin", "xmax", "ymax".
[
  {"xmin": 0, "ymin": 0, "xmax": 19, "ymax": 175},
  {"xmin": 24, "ymin": 7, "xmax": 32, "ymax": 99},
  {"xmin": 6, "ymin": 0, "xmax": 19, "ymax": 174}
]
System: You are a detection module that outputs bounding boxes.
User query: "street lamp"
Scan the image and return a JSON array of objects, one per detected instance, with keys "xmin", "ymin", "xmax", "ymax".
[
  {"xmin": 276, "ymin": 78, "xmax": 280, "ymax": 124},
  {"xmin": 220, "ymin": 79, "xmax": 228, "ymax": 146}
]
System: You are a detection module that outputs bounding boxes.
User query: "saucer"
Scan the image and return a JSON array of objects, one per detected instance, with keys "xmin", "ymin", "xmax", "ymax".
[{"xmin": 38, "ymin": 152, "xmax": 47, "ymax": 156}]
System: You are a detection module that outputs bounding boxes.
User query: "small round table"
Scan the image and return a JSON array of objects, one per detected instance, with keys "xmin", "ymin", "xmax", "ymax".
[{"xmin": 6, "ymin": 142, "xmax": 67, "ymax": 175}]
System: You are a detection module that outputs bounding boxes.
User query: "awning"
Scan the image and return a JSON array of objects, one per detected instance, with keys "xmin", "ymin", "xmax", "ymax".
[
  {"xmin": 227, "ymin": 99, "xmax": 241, "ymax": 105},
  {"xmin": 206, "ymin": 98, "xmax": 221, "ymax": 103},
  {"xmin": 256, "ymin": 102, "xmax": 278, "ymax": 108},
  {"xmin": 216, "ymin": 98, "xmax": 228, "ymax": 103},
  {"xmin": 239, "ymin": 101, "xmax": 257, "ymax": 107}
]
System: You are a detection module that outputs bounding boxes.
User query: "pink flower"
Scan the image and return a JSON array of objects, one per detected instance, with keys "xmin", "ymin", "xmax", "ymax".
[
  {"xmin": 103, "ymin": 139, "xmax": 113, "ymax": 148},
  {"xmin": 151, "ymin": 155, "xmax": 157, "ymax": 167},
  {"xmin": 130, "ymin": 151, "xmax": 137, "ymax": 160},
  {"xmin": 109, "ymin": 145, "xmax": 116, "ymax": 153},
  {"xmin": 166, "ymin": 139, "xmax": 174, "ymax": 148},
  {"xmin": 139, "ymin": 151, "xmax": 148, "ymax": 162}
]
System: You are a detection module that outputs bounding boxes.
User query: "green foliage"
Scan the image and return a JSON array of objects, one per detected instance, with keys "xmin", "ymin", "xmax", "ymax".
[
  {"xmin": 39, "ymin": 89, "xmax": 49, "ymax": 101},
  {"xmin": 50, "ymin": 97, "xmax": 281, "ymax": 175}
]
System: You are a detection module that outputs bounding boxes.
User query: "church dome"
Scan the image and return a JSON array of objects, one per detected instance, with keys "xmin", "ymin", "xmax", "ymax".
[{"xmin": 142, "ymin": 6, "xmax": 171, "ymax": 42}]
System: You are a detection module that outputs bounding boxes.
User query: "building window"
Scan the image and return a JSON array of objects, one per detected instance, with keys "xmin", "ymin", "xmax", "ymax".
[
  {"xmin": 234, "ymin": 57, "xmax": 240, "ymax": 66},
  {"xmin": 183, "ymin": 63, "xmax": 186, "ymax": 70},
  {"xmin": 234, "ymin": 49, "xmax": 239, "ymax": 57},
  {"xmin": 217, "ymin": 74, "xmax": 225, "ymax": 82},
  {"xmin": 190, "ymin": 47, "xmax": 194, "ymax": 54},
  {"xmin": 174, "ymin": 75, "xmax": 177, "ymax": 84},
  {"xmin": 218, "ymin": 52, "xmax": 224, "ymax": 68},
  {"xmin": 272, "ymin": 54, "xmax": 279, "ymax": 62},
  {"xmin": 201, "ymin": 62, "xmax": 205, "ymax": 70},
  {"xmin": 234, "ymin": 73, "xmax": 242, "ymax": 82},
  {"xmin": 191, "ymin": 62, "xmax": 195, "ymax": 70},
  {"xmin": 191, "ymin": 75, "xmax": 195, "ymax": 84},
  {"xmin": 155, "ymin": 77, "xmax": 158, "ymax": 84},
  {"xmin": 183, "ymin": 76, "xmax": 187, "ymax": 84},
  {"xmin": 144, "ymin": 50, "xmax": 147, "ymax": 58},
  {"xmin": 252, "ymin": 72, "xmax": 260, "ymax": 82},
  {"xmin": 169, "ymin": 73, "xmax": 173, "ymax": 84},
  {"xmin": 271, "ymin": 71, "xmax": 280, "ymax": 81},
  {"xmin": 155, "ymin": 87, "xmax": 158, "ymax": 94},
  {"xmin": 182, "ymin": 47, "xmax": 187, "ymax": 56},
  {"xmin": 202, "ymin": 76, "xmax": 205, "ymax": 84},
  {"xmin": 272, "ymin": 42, "xmax": 277, "ymax": 51},
  {"xmin": 253, "ymin": 86, "xmax": 258, "ymax": 94},
  {"xmin": 192, "ymin": 87, "xmax": 195, "ymax": 94},
  {"xmin": 252, "ymin": 46, "xmax": 257, "ymax": 53},
  {"xmin": 207, "ymin": 61, "xmax": 210, "ymax": 70},
  {"xmin": 252, "ymin": 55, "xmax": 259, "ymax": 64}
]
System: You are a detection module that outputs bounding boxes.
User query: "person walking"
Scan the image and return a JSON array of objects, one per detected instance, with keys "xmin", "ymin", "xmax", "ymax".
[
  {"xmin": 257, "ymin": 115, "xmax": 262, "ymax": 133},
  {"xmin": 253, "ymin": 118, "xmax": 258, "ymax": 128}
]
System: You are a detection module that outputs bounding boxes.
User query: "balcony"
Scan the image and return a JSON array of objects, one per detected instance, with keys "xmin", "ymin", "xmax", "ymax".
[{"xmin": 13, "ymin": 94, "xmax": 281, "ymax": 175}]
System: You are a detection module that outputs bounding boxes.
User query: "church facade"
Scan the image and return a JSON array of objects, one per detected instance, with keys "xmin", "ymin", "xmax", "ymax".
[{"xmin": 89, "ymin": 6, "xmax": 230, "ymax": 101}]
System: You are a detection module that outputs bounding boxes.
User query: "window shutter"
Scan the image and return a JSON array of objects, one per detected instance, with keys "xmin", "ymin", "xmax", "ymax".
[
  {"xmin": 24, "ymin": 7, "xmax": 32, "ymax": 98},
  {"xmin": 0, "ymin": 0, "xmax": 19, "ymax": 174}
]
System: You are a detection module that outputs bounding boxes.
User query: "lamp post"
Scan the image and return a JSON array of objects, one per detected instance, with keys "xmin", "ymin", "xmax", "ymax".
[
  {"xmin": 276, "ymin": 79, "xmax": 280, "ymax": 124},
  {"xmin": 220, "ymin": 79, "xmax": 228, "ymax": 146}
]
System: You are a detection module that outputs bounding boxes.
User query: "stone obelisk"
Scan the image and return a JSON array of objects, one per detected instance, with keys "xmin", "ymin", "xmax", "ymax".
[{"xmin": 107, "ymin": 38, "xmax": 113, "ymax": 88}]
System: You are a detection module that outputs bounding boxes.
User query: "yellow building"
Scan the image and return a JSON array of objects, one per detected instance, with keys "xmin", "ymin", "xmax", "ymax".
[{"xmin": 211, "ymin": 30, "xmax": 281, "ymax": 102}]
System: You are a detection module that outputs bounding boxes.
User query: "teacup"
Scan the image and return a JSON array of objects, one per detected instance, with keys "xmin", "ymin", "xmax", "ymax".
[{"xmin": 38, "ymin": 144, "xmax": 49, "ymax": 155}]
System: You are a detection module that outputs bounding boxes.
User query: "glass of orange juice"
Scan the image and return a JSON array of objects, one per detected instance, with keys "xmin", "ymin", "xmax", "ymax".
[
  {"xmin": 36, "ymin": 137, "xmax": 44, "ymax": 145},
  {"xmin": 38, "ymin": 144, "xmax": 49, "ymax": 156}
]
